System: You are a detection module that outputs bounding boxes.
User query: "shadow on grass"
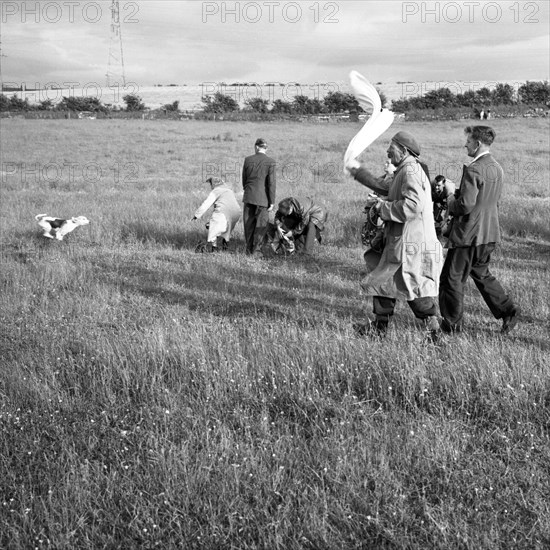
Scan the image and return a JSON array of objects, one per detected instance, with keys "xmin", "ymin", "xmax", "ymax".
[
  {"xmin": 501, "ymin": 236, "xmax": 550, "ymax": 264},
  {"xmin": 502, "ymin": 215, "xmax": 550, "ymax": 242},
  {"xmin": 328, "ymin": 216, "xmax": 363, "ymax": 248},
  {"xmin": 273, "ymin": 253, "xmax": 363, "ymax": 283},
  {"xmin": 120, "ymin": 221, "xmax": 201, "ymax": 249},
  {"xmin": 97, "ymin": 258, "xmax": 363, "ymax": 325},
  {"xmin": 458, "ymin": 320, "xmax": 550, "ymax": 351},
  {"xmin": 119, "ymin": 221, "xmax": 247, "ymax": 253},
  {"xmin": 1, "ymin": 231, "xmax": 97, "ymax": 263},
  {"xmin": 510, "ymin": 332, "xmax": 550, "ymax": 352}
]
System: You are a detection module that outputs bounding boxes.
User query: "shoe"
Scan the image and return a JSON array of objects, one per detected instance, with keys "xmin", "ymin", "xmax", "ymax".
[
  {"xmin": 501, "ymin": 307, "xmax": 520, "ymax": 334},
  {"xmin": 353, "ymin": 320, "xmax": 388, "ymax": 337},
  {"xmin": 195, "ymin": 241, "xmax": 207, "ymax": 253},
  {"xmin": 205, "ymin": 242, "xmax": 218, "ymax": 253}
]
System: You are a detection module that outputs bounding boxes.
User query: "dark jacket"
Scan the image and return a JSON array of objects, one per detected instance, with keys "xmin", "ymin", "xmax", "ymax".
[
  {"xmin": 275, "ymin": 198, "xmax": 327, "ymax": 234},
  {"xmin": 447, "ymin": 153, "xmax": 503, "ymax": 247},
  {"xmin": 242, "ymin": 152, "xmax": 276, "ymax": 207}
]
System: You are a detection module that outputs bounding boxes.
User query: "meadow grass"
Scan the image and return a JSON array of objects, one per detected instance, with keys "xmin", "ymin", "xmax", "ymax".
[{"xmin": 0, "ymin": 118, "xmax": 549, "ymax": 549}]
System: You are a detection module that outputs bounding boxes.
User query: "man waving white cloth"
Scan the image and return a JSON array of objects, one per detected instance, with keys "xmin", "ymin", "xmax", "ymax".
[{"xmin": 348, "ymin": 131, "xmax": 443, "ymax": 338}]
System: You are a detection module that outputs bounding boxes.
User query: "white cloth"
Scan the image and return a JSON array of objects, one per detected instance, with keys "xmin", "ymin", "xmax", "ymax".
[{"xmin": 344, "ymin": 71, "xmax": 395, "ymax": 172}]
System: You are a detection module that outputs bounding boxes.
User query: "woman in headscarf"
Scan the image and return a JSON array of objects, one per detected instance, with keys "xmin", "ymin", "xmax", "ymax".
[{"xmin": 193, "ymin": 176, "xmax": 241, "ymax": 252}]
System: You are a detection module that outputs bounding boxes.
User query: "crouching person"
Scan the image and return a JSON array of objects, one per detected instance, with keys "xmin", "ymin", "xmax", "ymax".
[
  {"xmin": 432, "ymin": 175, "xmax": 456, "ymax": 243},
  {"xmin": 193, "ymin": 177, "xmax": 241, "ymax": 252},
  {"xmin": 263, "ymin": 197, "xmax": 327, "ymax": 256}
]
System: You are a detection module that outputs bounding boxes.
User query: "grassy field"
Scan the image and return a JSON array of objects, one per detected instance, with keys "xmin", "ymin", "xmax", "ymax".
[{"xmin": 1, "ymin": 117, "xmax": 549, "ymax": 549}]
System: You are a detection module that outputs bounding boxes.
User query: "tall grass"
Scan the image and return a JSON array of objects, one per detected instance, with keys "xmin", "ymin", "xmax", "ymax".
[{"xmin": 1, "ymin": 118, "xmax": 549, "ymax": 549}]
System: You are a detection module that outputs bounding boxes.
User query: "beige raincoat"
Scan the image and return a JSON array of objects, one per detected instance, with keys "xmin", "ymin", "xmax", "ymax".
[{"xmin": 356, "ymin": 156, "xmax": 443, "ymax": 300}]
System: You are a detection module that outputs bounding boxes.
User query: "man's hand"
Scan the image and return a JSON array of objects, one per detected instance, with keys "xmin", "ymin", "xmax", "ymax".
[
  {"xmin": 365, "ymin": 193, "xmax": 379, "ymax": 208},
  {"xmin": 345, "ymin": 158, "xmax": 361, "ymax": 177},
  {"xmin": 268, "ymin": 204, "xmax": 274, "ymax": 212},
  {"xmin": 384, "ymin": 160, "xmax": 396, "ymax": 176}
]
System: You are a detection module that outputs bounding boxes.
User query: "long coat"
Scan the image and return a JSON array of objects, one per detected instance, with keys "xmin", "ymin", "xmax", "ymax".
[
  {"xmin": 447, "ymin": 153, "xmax": 503, "ymax": 247},
  {"xmin": 355, "ymin": 156, "xmax": 443, "ymax": 301},
  {"xmin": 194, "ymin": 185, "xmax": 242, "ymax": 226},
  {"xmin": 242, "ymin": 152, "xmax": 276, "ymax": 207}
]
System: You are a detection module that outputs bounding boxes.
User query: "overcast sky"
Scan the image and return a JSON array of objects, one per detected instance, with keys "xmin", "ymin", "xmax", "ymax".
[{"xmin": 2, "ymin": 0, "xmax": 549, "ymax": 87}]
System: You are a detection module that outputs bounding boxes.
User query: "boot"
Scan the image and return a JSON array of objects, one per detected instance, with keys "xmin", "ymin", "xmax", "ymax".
[{"xmin": 501, "ymin": 306, "xmax": 520, "ymax": 334}]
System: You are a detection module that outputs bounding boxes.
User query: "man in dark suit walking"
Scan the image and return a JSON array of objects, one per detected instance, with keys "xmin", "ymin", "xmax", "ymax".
[
  {"xmin": 242, "ymin": 138, "xmax": 276, "ymax": 255},
  {"xmin": 439, "ymin": 125, "xmax": 520, "ymax": 334}
]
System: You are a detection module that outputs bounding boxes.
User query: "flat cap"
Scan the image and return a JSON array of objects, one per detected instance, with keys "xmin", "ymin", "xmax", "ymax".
[{"xmin": 392, "ymin": 131, "xmax": 420, "ymax": 157}]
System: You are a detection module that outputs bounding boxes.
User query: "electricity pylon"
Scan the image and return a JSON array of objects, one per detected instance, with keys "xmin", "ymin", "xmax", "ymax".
[{"xmin": 106, "ymin": 0, "xmax": 126, "ymax": 88}]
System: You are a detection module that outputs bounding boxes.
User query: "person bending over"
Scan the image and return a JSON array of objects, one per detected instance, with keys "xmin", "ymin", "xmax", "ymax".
[
  {"xmin": 193, "ymin": 176, "xmax": 241, "ymax": 252},
  {"xmin": 263, "ymin": 197, "xmax": 327, "ymax": 256}
]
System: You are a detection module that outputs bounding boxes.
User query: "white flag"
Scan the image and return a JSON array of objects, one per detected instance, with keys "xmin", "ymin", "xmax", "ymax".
[{"xmin": 344, "ymin": 71, "xmax": 395, "ymax": 172}]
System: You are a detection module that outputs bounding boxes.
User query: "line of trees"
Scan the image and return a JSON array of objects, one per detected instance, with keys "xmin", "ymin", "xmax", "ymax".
[
  {"xmin": 200, "ymin": 90, "xmax": 377, "ymax": 115},
  {"xmin": 0, "ymin": 93, "xmax": 177, "ymax": 114},
  {"xmin": 0, "ymin": 90, "xmax": 377, "ymax": 115},
  {"xmin": 1, "ymin": 81, "xmax": 547, "ymax": 115},
  {"xmin": 0, "ymin": 94, "xmax": 111, "ymax": 113},
  {"xmin": 198, "ymin": 82, "xmax": 549, "ymax": 115},
  {"xmin": 391, "ymin": 81, "xmax": 549, "ymax": 112}
]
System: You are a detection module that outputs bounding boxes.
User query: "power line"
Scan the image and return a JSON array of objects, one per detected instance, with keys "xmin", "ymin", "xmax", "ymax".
[
  {"xmin": 106, "ymin": 0, "xmax": 126, "ymax": 88},
  {"xmin": 0, "ymin": 39, "xmax": 7, "ymax": 91}
]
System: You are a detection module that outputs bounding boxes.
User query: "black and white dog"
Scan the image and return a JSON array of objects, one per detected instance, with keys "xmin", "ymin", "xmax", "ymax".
[{"xmin": 35, "ymin": 214, "xmax": 90, "ymax": 240}]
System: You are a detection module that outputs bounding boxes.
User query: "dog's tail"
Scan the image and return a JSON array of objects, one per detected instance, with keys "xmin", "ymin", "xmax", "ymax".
[{"xmin": 35, "ymin": 214, "xmax": 48, "ymax": 221}]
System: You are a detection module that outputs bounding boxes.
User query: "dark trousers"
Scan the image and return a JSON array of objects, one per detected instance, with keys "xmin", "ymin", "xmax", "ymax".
[
  {"xmin": 243, "ymin": 203, "xmax": 269, "ymax": 254},
  {"xmin": 373, "ymin": 296, "xmax": 437, "ymax": 322},
  {"xmin": 439, "ymin": 243, "xmax": 514, "ymax": 330},
  {"xmin": 299, "ymin": 222, "xmax": 320, "ymax": 254}
]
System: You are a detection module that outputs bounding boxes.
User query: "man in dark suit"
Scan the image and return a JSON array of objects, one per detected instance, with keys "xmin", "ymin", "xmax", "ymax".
[
  {"xmin": 242, "ymin": 138, "xmax": 276, "ymax": 255},
  {"xmin": 439, "ymin": 125, "xmax": 520, "ymax": 334}
]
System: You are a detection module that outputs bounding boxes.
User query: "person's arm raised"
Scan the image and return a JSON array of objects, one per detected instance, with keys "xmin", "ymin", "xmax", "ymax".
[{"xmin": 348, "ymin": 163, "xmax": 391, "ymax": 196}]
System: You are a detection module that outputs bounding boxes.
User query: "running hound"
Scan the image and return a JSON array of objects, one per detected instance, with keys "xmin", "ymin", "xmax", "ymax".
[{"xmin": 35, "ymin": 214, "xmax": 90, "ymax": 240}]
